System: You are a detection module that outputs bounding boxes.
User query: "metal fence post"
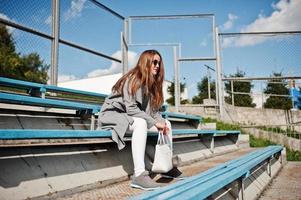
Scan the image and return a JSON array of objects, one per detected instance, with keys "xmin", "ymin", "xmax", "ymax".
[
  {"xmin": 174, "ymin": 46, "xmax": 179, "ymax": 112},
  {"xmin": 231, "ymin": 80, "xmax": 234, "ymax": 106},
  {"xmin": 122, "ymin": 19, "xmax": 129, "ymax": 74},
  {"xmin": 207, "ymin": 66, "xmax": 211, "ymax": 99},
  {"xmin": 215, "ymin": 27, "xmax": 223, "ymax": 118},
  {"xmin": 50, "ymin": 0, "xmax": 60, "ymax": 86}
]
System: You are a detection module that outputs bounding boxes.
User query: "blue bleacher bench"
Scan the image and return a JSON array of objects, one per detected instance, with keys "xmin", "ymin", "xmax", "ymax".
[
  {"xmin": 161, "ymin": 112, "xmax": 202, "ymax": 122},
  {"xmin": 131, "ymin": 145, "xmax": 283, "ymax": 200},
  {"xmin": 0, "ymin": 129, "xmax": 112, "ymax": 139},
  {"xmin": 0, "ymin": 91, "xmax": 101, "ymax": 130},
  {"xmin": 0, "ymin": 77, "xmax": 240, "ymax": 148},
  {"xmin": 0, "ymin": 77, "xmax": 108, "ymax": 99},
  {"xmin": 0, "ymin": 92, "xmax": 101, "ymax": 114},
  {"xmin": 0, "ymin": 77, "xmax": 108, "ymax": 130},
  {"xmin": 0, "ymin": 129, "xmax": 240, "ymax": 139},
  {"xmin": 0, "ymin": 128, "xmax": 240, "ymax": 152}
]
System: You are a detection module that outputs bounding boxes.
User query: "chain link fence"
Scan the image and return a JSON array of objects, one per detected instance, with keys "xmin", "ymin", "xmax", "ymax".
[
  {"xmin": 0, "ymin": 0, "xmax": 123, "ymax": 84},
  {"xmin": 219, "ymin": 32, "xmax": 301, "ymax": 109}
]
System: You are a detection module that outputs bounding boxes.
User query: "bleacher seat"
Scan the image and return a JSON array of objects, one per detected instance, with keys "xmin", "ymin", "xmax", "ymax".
[
  {"xmin": 0, "ymin": 77, "xmax": 107, "ymax": 130},
  {"xmin": 0, "ymin": 77, "xmax": 240, "ymax": 148},
  {"xmin": 0, "ymin": 77, "xmax": 108, "ymax": 99},
  {"xmin": 131, "ymin": 145, "xmax": 283, "ymax": 200}
]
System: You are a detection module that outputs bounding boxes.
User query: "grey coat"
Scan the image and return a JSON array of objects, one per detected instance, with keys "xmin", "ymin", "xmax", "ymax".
[{"xmin": 97, "ymin": 80, "xmax": 165, "ymax": 150}]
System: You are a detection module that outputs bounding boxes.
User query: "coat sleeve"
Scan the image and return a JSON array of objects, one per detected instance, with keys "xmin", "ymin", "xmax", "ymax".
[
  {"xmin": 123, "ymin": 81, "xmax": 156, "ymax": 129},
  {"xmin": 152, "ymin": 110, "xmax": 165, "ymax": 124}
]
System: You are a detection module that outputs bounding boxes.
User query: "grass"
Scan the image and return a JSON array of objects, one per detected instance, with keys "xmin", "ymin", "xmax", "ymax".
[
  {"xmin": 202, "ymin": 117, "xmax": 244, "ymax": 132},
  {"xmin": 287, "ymin": 148, "xmax": 301, "ymax": 161},
  {"xmin": 249, "ymin": 134, "xmax": 276, "ymax": 147},
  {"xmin": 202, "ymin": 119, "xmax": 301, "ymax": 161},
  {"xmin": 259, "ymin": 126, "xmax": 301, "ymax": 139},
  {"xmin": 250, "ymin": 134, "xmax": 301, "ymax": 161}
]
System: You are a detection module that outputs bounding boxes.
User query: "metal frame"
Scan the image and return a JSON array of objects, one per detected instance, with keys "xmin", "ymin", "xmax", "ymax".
[
  {"xmin": 128, "ymin": 14, "xmax": 217, "ymax": 112},
  {"xmin": 223, "ymin": 76, "xmax": 301, "ymax": 107},
  {"xmin": 0, "ymin": 0, "xmax": 124, "ymax": 86},
  {"xmin": 218, "ymin": 31, "xmax": 301, "ymax": 113},
  {"xmin": 128, "ymin": 43, "xmax": 181, "ymax": 108},
  {"xmin": 50, "ymin": 0, "xmax": 60, "ymax": 85}
]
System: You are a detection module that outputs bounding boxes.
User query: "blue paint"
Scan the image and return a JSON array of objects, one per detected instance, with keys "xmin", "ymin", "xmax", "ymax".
[
  {"xmin": 131, "ymin": 145, "xmax": 283, "ymax": 200},
  {"xmin": 0, "ymin": 92, "xmax": 101, "ymax": 113},
  {"xmin": 0, "ymin": 77, "xmax": 108, "ymax": 98},
  {"xmin": 0, "ymin": 129, "xmax": 112, "ymax": 139},
  {"xmin": 162, "ymin": 112, "xmax": 202, "ymax": 122}
]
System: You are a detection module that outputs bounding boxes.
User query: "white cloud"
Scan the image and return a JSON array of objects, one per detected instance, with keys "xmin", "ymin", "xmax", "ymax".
[
  {"xmin": 64, "ymin": 0, "xmax": 87, "ymax": 21},
  {"xmin": 200, "ymin": 38, "xmax": 207, "ymax": 47},
  {"xmin": 222, "ymin": 0, "xmax": 301, "ymax": 48},
  {"xmin": 221, "ymin": 13, "xmax": 238, "ymax": 31},
  {"xmin": 58, "ymin": 74, "xmax": 77, "ymax": 82},
  {"xmin": 0, "ymin": 13, "xmax": 15, "ymax": 33},
  {"xmin": 44, "ymin": 15, "xmax": 51, "ymax": 25},
  {"xmin": 87, "ymin": 50, "xmax": 138, "ymax": 78}
]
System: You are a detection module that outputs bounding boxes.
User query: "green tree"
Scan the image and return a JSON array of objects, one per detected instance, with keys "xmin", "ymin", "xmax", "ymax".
[
  {"xmin": 0, "ymin": 24, "xmax": 21, "ymax": 77},
  {"xmin": 263, "ymin": 72, "xmax": 291, "ymax": 110},
  {"xmin": 0, "ymin": 24, "xmax": 49, "ymax": 83},
  {"xmin": 192, "ymin": 77, "xmax": 216, "ymax": 104},
  {"xmin": 224, "ymin": 70, "xmax": 256, "ymax": 107},
  {"xmin": 166, "ymin": 81, "xmax": 188, "ymax": 105}
]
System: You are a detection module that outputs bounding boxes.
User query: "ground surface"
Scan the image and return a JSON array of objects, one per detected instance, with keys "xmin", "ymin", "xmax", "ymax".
[
  {"xmin": 259, "ymin": 161, "xmax": 301, "ymax": 200},
  {"xmin": 54, "ymin": 148, "xmax": 255, "ymax": 200}
]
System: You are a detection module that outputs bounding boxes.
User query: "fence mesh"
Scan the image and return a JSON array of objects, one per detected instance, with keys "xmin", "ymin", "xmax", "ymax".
[
  {"xmin": 220, "ymin": 33, "xmax": 301, "ymax": 108},
  {"xmin": 0, "ymin": 0, "xmax": 123, "ymax": 84}
]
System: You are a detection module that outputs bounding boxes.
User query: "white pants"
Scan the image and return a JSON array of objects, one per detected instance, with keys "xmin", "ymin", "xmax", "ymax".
[{"xmin": 128, "ymin": 117, "xmax": 173, "ymax": 177}]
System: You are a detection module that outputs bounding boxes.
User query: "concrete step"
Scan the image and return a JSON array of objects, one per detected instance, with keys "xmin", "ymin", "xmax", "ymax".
[{"xmin": 53, "ymin": 148, "xmax": 256, "ymax": 200}]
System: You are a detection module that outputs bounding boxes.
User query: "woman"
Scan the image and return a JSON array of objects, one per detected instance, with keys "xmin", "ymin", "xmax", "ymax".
[{"xmin": 98, "ymin": 49, "xmax": 182, "ymax": 191}]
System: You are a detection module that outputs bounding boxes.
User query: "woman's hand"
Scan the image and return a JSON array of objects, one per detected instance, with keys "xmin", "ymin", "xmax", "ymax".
[{"xmin": 155, "ymin": 122, "xmax": 170, "ymax": 135}]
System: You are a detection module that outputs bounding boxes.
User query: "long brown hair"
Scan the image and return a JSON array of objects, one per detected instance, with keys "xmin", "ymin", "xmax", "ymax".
[{"xmin": 112, "ymin": 49, "xmax": 164, "ymax": 110}]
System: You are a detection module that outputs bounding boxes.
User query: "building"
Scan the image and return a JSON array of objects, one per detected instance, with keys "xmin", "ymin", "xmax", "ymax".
[{"xmin": 58, "ymin": 73, "xmax": 188, "ymax": 103}]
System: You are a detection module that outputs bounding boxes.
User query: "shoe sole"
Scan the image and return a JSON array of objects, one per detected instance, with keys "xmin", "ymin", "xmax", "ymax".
[
  {"xmin": 161, "ymin": 175, "xmax": 185, "ymax": 180},
  {"xmin": 130, "ymin": 183, "xmax": 160, "ymax": 191}
]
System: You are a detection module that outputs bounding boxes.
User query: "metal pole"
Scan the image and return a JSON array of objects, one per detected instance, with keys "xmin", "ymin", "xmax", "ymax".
[
  {"xmin": 238, "ymin": 177, "xmax": 245, "ymax": 200},
  {"xmin": 173, "ymin": 46, "xmax": 179, "ymax": 112},
  {"xmin": 223, "ymin": 76, "xmax": 301, "ymax": 81},
  {"xmin": 122, "ymin": 19, "xmax": 129, "ymax": 74},
  {"xmin": 215, "ymin": 74, "xmax": 219, "ymax": 105},
  {"xmin": 261, "ymin": 82, "xmax": 264, "ymax": 109},
  {"xmin": 207, "ymin": 66, "xmax": 211, "ymax": 99},
  {"xmin": 212, "ymin": 15, "xmax": 219, "ymax": 113},
  {"xmin": 212, "ymin": 17, "xmax": 219, "ymax": 107},
  {"xmin": 215, "ymin": 27, "xmax": 223, "ymax": 118},
  {"xmin": 128, "ymin": 18, "xmax": 132, "ymax": 45},
  {"xmin": 51, "ymin": 0, "xmax": 60, "ymax": 86},
  {"xmin": 231, "ymin": 80, "xmax": 234, "ymax": 106},
  {"xmin": 129, "ymin": 14, "xmax": 214, "ymax": 20},
  {"xmin": 89, "ymin": 0, "xmax": 125, "ymax": 20},
  {"xmin": 121, "ymin": 32, "xmax": 127, "ymax": 75}
]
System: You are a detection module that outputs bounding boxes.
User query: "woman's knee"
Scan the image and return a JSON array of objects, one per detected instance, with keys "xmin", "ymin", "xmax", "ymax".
[{"xmin": 133, "ymin": 117, "xmax": 147, "ymax": 130}]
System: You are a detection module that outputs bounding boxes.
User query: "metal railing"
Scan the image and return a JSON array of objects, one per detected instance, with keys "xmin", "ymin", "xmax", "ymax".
[
  {"xmin": 0, "ymin": 0, "xmax": 124, "ymax": 85},
  {"xmin": 242, "ymin": 124, "xmax": 301, "ymax": 140}
]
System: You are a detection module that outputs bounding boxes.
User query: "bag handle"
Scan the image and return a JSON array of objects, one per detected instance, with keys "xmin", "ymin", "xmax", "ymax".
[
  {"xmin": 157, "ymin": 131, "xmax": 164, "ymax": 145},
  {"xmin": 157, "ymin": 131, "xmax": 169, "ymax": 145}
]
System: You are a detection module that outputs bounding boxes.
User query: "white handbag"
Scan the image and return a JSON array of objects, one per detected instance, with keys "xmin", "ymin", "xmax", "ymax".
[{"xmin": 151, "ymin": 132, "xmax": 173, "ymax": 173}]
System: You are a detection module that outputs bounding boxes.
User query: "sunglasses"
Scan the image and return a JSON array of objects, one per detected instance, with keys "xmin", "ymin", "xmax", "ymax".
[{"xmin": 152, "ymin": 59, "xmax": 160, "ymax": 66}]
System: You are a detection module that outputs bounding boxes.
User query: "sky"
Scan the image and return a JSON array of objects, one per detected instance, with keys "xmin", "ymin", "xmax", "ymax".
[{"xmin": 0, "ymin": 0, "xmax": 301, "ymax": 106}]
